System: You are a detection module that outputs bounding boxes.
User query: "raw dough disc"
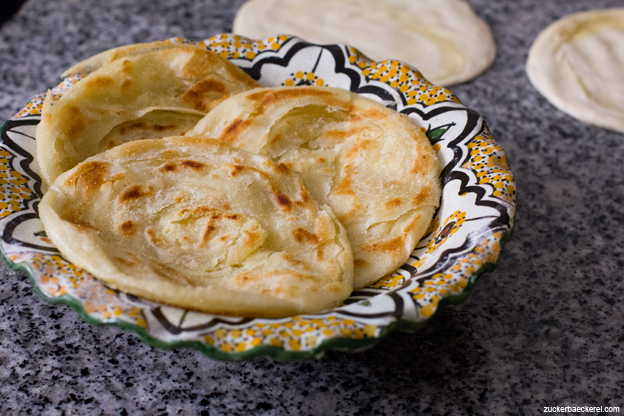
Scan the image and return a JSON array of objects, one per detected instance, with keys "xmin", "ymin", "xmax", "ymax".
[
  {"xmin": 527, "ymin": 9, "xmax": 624, "ymax": 133},
  {"xmin": 233, "ymin": 0, "xmax": 496, "ymax": 86}
]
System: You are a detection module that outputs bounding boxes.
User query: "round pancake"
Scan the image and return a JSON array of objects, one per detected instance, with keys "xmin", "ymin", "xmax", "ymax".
[
  {"xmin": 188, "ymin": 86, "xmax": 441, "ymax": 289},
  {"xmin": 233, "ymin": 0, "xmax": 496, "ymax": 86},
  {"xmin": 527, "ymin": 9, "xmax": 624, "ymax": 133},
  {"xmin": 36, "ymin": 45, "xmax": 259, "ymax": 187},
  {"xmin": 38, "ymin": 137, "xmax": 353, "ymax": 318}
]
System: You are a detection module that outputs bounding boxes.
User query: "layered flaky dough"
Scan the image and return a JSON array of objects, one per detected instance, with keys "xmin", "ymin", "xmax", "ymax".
[
  {"xmin": 527, "ymin": 9, "xmax": 624, "ymax": 133},
  {"xmin": 188, "ymin": 86, "xmax": 441, "ymax": 289},
  {"xmin": 36, "ymin": 45, "xmax": 259, "ymax": 187},
  {"xmin": 39, "ymin": 137, "xmax": 353, "ymax": 318},
  {"xmin": 233, "ymin": 0, "xmax": 496, "ymax": 86}
]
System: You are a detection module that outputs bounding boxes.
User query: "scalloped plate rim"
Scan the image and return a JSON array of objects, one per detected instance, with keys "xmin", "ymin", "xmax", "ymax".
[{"xmin": 0, "ymin": 34, "xmax": 516, "ymax": 360}]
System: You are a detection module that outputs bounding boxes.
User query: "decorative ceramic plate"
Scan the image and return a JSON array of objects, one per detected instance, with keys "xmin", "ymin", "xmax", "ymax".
[{"xmin": 0, "ymin": 35, "xmax": 515, "ymax": 361}]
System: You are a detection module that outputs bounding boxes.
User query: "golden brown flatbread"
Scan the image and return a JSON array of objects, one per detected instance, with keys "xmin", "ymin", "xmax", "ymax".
[
  {"xmin": 37, "ymin": 45, "xmax": 259, "ymax": 187},
  {"xmin": 188, "ymin": 86, "xmax": 441, "ymax": 288},
  {"xmin": 39, "ymin": 137, "xmax": 353, "ymax": 318}
]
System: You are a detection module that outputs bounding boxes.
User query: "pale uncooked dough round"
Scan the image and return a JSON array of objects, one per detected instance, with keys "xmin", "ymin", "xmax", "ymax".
[
  {"xmin": 527, "ymin": 9, "xmax": 624, "ymax": 133},
  {"xmin": 233, "ymin": 0, "xmax": 496, "ymax": 86}
]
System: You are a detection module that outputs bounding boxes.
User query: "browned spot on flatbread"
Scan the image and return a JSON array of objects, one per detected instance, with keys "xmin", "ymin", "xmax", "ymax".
[
  {"xmin": 120, "ymin": 79, "xmax": 132, "ymax": 92},
  {"xmin": 246, "ymin": 90, "xmax": 272, "ymax": 104},
  {"xmin": 119, "ymin": 220, "xmax": 137, "ymax": 236},
  {"xmin": 179, "ymin": 78, "xmax": 229, "ymax": 112},
  {"xmin": 295, "ymin": 189, "xmax": 313, "ymax": 208},
  {"xmin": 268, "ymin": 133, "xmax": 282, "ymax": 146},
  {"xmin": 292, "ymin": 228, "xmax": 319, "ymax": 244},
  {"xmin": 403, "ymin": 213, "xmax": 423, "ymax": 233},
  {"xmin": 181, "ymin": 160, "xmax": 205, "ymax": 171},
  {"xmin": 118, "ymin": 185, "xmax": 152, "ymax": 204},
  {"xmin": 122, "ymin": 121, "xmax": 179, "ymax": 135},
  {"xmin": 105, "ymin": 139, "xmax": 119, "ymax": 149},
  {"xmin": 275, "ymin": 193, "xmax": 292, "ymax": 211},
  {"xmin": 219, "ymin": 119, "xmax": 253, "ymax": 143},
  {"xmin": 63, "ymin": 160, "xmax": 110, "ymax": 192},
  {"xmin": 321, "ymin": 129, "xmax": 352, "ymax": 145},
  {"xmin": 159, "ymin": 159, "xmax": 206, "ymax": 173},
  {"xmin": 110, "ymin": 173, "xmax": 126, "ymax": 183},
  {"xmin": 315, "ymin": 244, "xmax": 327, "ymax": 261},
  {"xmin": 233, "ymin": 271, "xmax": 258, "ymax": 286},
  {"xmin": 113, "ymin": 256, "xmax": 137, "ymax": 267},
  {"xmin": 224, "ymin": 213, "xmax": 240, "ymax": 220},
  {"xmin": 354, "ymin": 259, "xmax": 368, "ymax": 268},
  {"xmin": 412, "ymin": 185, "xmax": 432, "ymax": 207},
  {"xmin": 152, "ymin": 124, "xmax": 178, "ymax": 132},
  {"xmin": 160, "ymin": 162, "xmax": 177, "ymax": 173},
  {"xmin": 119, "ymin": 122, "xmax": 145, "ymax": 135},
  {"xmin": 344, "ymin": 138, "xmax": 371, "ymax": 161},
  {"xmin": 351, "ymin": 108, "xmax": 388, "ymax": 121},
  {"xmin": 62, "ymin": 105, "xmax": 87, "ymax": 140},
  {"xmin": 274, "ymin": 163, "xmax": 290, "ymax": 174},
  {"xmin": 145, "ymin": 228, "xmax": 161, "ymax": 247},
  {"xmin": 198, "ymin": 212, "xmax": 223, "ymax": 247},
  {"xmin": 364, "ymin": 236, "xmax": 405, "ymax": 258},
  {"xmin": 179, "ymin": 49, "xmax": 219, "ymax": 79},
  {"xmin": 314, "ymin": 216, "xmax": 334, "ymax": 241},
  {"xmin": 334, "ymin": 169, "xmax": 356, "ymax": 197},
  {"xmin": 242, "ymin": 229, "xmax": 264, "ymax": 247},
  {"xmin": 85, "ymin": 75, "xmax": 115, "ymax": 89},
  {"xmin": 283, "ymin": 254, "xmax": 309, "ymax": 269},
  {"xmin": 410, "ymin": 154, "xmax": 434, "ymax": 176},
  {"xmin": 121, "ymin": 59, "xmax": 132, "ymax": 74},
  {"xmin": 193, "ymin": 205, "xmax": 212, "ymax": 218},
  {"xmin": 385, "ymin": 198, "xmax": 403, "ymax": 210},
  {"xmin": 229, "ymin": 164, "xmax": 245, "ymax": 177},
  {"xmin": 201, "ymin": 223, "xmax": 217, "ymax": 245}
]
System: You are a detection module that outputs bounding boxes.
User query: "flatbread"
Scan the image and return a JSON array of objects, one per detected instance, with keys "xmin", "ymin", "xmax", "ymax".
[
  {"xmin": 38, "ymin": 137, "xmax": 353, "ymax": 318},
  {"xmin": 188, "ymin": 86, "xmax": 441, "ymax": 289},
  {"xmin": 233, "ymin": 0, "xmax": 496, "ymax": 86},
  {"xmin": 37, "ymin": 45, "xmax": 259, "ymax": 187},
  {"xmin": 527, "ymin": 9, "xmax": 624, "ymax": 133}
]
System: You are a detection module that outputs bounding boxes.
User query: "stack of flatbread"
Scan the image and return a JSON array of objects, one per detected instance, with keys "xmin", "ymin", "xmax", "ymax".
[{"xmin": 38, "ymin": 42, "xmax": 441, "ymax": 318}]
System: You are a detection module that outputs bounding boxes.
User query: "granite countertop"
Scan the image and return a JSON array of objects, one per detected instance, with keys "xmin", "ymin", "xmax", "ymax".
[{"xmin": 1, "ymin": 0, "xmax": 623, "ymax": 414}]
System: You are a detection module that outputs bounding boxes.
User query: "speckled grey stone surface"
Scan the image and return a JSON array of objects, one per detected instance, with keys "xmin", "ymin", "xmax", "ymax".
[{"xmin": 1, "ymin": 0, "xmax": 623, "ymax": 414}]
